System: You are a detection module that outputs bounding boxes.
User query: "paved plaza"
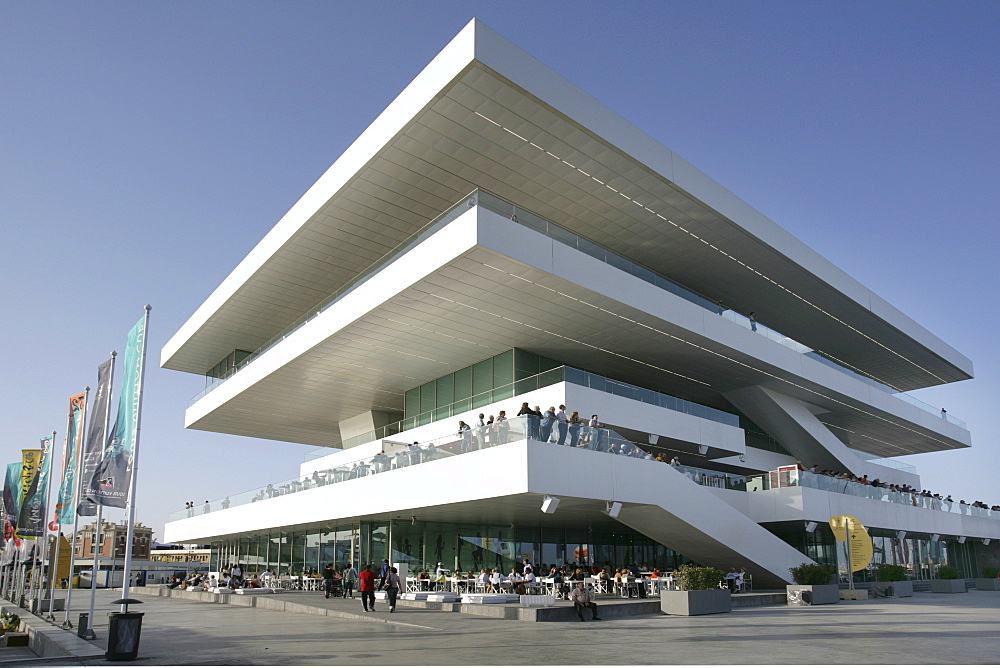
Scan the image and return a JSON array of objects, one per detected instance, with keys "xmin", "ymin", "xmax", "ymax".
[{"xmin": 2, "ymin": 587, "xmax": 998, "ymax": 665}]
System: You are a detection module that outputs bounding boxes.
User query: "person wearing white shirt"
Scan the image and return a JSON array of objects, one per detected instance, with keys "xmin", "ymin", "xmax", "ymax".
[
  {"xmin": 489, "ymin": 568, "xmax": 505, "ymax": 592},
  {"xmin": 555, "ymin": 405, "xmax": 569, "ymax": 444}
]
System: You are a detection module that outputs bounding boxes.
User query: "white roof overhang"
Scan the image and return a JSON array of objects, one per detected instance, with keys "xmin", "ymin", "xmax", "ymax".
[
  {"xmin": 184, "ymin": 207, "xmax": 970, "ymax": 458},
  {"xmin": 161, "ymin": 19, "xmax": 972, "ymax": 396}
]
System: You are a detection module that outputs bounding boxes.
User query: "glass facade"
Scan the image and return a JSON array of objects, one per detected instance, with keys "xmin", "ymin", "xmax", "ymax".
[
  {"xmin": 205, "ymin": 349, "xmax": 252, "ymax": 387},
  {"xmin": 765, "ymin": 522, "xmax": 983, "ymax": 581},
  {"xmin": 209, "ymin": 520, "xmax": 688, "ymax": 575},
  {"xmin": 403, "ymin": 349, "xmax": 560, "ymax": 428}
]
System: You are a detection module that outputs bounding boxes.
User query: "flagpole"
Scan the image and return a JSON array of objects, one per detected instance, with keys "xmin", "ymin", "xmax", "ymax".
[
  {"xmin": 45, "ymin": 426, "xmax": 69, "ymax": 621},
  {"xmin": 87, "ymin": 351, "xmax": 116, "ymax": 639},
  {"xmin": 32, "ymin": 432, "xmax": 56, "ymax": 613},
  {"xmin": 62, "ymin": 386, "xmax": 89, "ymax": 628},
  {"xmin": 119, "ymin": 305, "xmax": 151, "ymax": 610}
]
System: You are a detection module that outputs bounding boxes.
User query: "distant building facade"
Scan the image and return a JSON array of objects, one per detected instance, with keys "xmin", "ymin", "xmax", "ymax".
[{"xmin": 74, "ymin": 521, "xmax": 152, "ymax": 561}]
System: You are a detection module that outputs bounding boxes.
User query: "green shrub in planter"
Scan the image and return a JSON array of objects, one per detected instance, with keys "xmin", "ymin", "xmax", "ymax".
[
  {"xmin": 789, "ymin": 563, "xmax": 837, "ymax": 585},
  {"xmin": 983, "ymin": 567, "xmax": 999, "ymax": 579},
  {"xmin": 875, "ymin": 564, "xmax": 908, "ymax": 582},
  {"xmin": 0, "ymin": 612, "xmax": 20, "ymax": 633},
  {"xmin": 937, "ymin": 566, "xmax": 961, "ymax": 580},
  {"xmin": 674, "ymin": 565, "xmax": 725, "ymax": 591}
]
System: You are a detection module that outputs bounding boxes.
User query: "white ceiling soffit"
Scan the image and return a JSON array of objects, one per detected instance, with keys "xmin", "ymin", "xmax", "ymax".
[
  {"xmin": 161, "ymin": 19, "xmax": 972, "ymax": 393},
  {"xmin": 184, "ymin": 234, "xmax": 968, "ymax": 459}
]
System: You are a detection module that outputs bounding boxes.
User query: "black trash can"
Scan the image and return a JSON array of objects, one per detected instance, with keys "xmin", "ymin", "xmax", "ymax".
[
  {"xmin": 77, "ymin": 613, "xmax": 89, "ymax": 639},
  {"xmin": 106, "ymin": 612, "xmax": 144, "ymax": 661}
]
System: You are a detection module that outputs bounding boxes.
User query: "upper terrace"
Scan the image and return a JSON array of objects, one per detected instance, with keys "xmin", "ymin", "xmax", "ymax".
[
  {"xmin": 161, "ymin": 19, "xmax": 972, "ymax": 394},
  {"xmin": 172, "ymin": 196, "xmax": 970, "ymax": 457}
]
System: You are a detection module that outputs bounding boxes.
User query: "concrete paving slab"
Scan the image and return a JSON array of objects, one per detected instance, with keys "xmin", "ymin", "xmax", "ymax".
[{"xmin": 7, "ymin": 588, "xmax": 998, "ymax": 665}]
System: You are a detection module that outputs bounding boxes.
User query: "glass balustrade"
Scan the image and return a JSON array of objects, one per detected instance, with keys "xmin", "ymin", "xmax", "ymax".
[
  {"xmin": 748, "ymin": 468, "xmax": 997, "ymax": 521},
  {"xmin": 303, "ymin": 365, "xmax": 739, "ymax": 462},
  {"xmin": 170, "ymin": 416, "xmax": 743, "ymax": 521},
  {"xmin": 190, "ymin": 188, "xmax": 963, "ymax": 430}
]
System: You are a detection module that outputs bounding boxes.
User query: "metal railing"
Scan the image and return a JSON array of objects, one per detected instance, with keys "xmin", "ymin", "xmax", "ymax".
[
  {"xmin": 750, "ymin": 468, "xmax": 997, "ymax": 521},
  {"xmin": 303, "ymin": 365, "xmax": 740, "ymax": 461},
  {"xmin": 169, "ymin": 416, "xmax": 739, "ymax": 522}
]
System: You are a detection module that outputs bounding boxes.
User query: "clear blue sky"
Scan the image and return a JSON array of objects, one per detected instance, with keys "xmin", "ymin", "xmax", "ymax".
[{"xmin": 2, "ymin": 1, "xmax": 998, "ymax": 542}]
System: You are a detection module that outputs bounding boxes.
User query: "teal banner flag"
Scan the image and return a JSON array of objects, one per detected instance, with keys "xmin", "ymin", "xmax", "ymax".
[
  {"xmin": 55, "ymin": 394, "xmax": 86, "ymax": 525},
  {"xmin": 87, "ymin": 314, "xmax": 147, "ymax": 508}
]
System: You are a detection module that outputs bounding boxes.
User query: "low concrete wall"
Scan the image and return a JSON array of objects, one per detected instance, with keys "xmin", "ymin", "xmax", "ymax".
[{"xmin": 0, "ymin": 599, "xmax": 104, "ymax": 660}]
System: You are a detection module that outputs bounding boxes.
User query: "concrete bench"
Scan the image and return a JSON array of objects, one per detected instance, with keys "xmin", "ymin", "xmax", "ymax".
[{"xmin": 519, "ymin": 594, "xmax": 556, "ymax": 607}]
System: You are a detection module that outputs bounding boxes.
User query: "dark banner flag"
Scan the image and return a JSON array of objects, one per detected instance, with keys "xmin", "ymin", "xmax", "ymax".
[
  {"xmin": 87, "ymin": 314, "xmax": 146, "ymax": 509},
  {"xmin": 78, "ymin": 358, "xmax": 113, "ymax": 516},
  {"xmin": 16, "ymin": 440, "xmax": 51, "ymax": 539},
  {"xmin": 2, "ymin": 463, "xmax": 22, "ymax": 549}
]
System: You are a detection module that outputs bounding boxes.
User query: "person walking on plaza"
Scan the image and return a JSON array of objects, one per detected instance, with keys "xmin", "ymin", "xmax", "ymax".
[
  {"xmin": 385, "ymin": 566, "xmax": 402, "ymax": 612},
  {"xmin": 359, "ymin": 564, "xmax": 377, "ymax": 612},
  {"xmin": 570, "ymin": 582, "xmax": 601, "ymax": 621},
  {"xmin": 379, "ymin": 559, "xmax": 391, "ymax": 588},
  {"xmin": 323, "ymin": 563, "xmax": 336, "ymax": 599},
  {"xmin": 341, "ymin": 563, "xmax": 358, "ymax": 599}
]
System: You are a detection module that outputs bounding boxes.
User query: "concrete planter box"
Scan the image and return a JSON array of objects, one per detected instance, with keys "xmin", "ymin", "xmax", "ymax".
[
  {"xmin": 931, "ymin": 579, "xmax": 967, "ymax": 593},
  {"xmin": 660, "ymin": 589, "xmax": 731, "ymax": 616},
  {"xmin": 2, "ymin": 632, "xmax": 28, "ymax": 647},
  {"xmin": 874, "ymin": 581, "xmax": 913, "ymax": 597},
  {"xmin": 973, "ymin": 578, "xmax": 1000, "ymax": 591},
  {"xmin": 787, "ymin": 584, "xmax": 840, "ymax": 606},
  {"xmin": 839, "ymin": 589, "xmax": 867, "ymax": 600}
]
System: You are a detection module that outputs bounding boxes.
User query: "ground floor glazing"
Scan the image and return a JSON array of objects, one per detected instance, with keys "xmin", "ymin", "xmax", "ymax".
[{"xmin": 208, "ymin": 520, "xmax": 690, "ymax": 575}]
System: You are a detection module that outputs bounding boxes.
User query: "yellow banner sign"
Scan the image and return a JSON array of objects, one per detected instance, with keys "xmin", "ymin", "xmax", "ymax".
[{"xmin": 829, "ymin": 515, "xmax": 874, "ymax": 572}]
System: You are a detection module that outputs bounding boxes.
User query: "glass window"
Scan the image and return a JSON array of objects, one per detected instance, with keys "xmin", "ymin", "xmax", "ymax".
[
  {"xmin": 514, "ymin": 349, "xmax": 539, "ymax": 380},
  {"xmin": 538, "ymin": 355, "xmax": 560, "ymax": 373},
  {"xmin": 493, "ymin": 350, "xmax": 514, "ymax": 387},
  {"xmin": 404, "ymin": 388, "xmax": 419, "ymax": 418},
  {"xmin": 473, "ymin": 359, "xmax": 493, "ymax": 396},
  {"xmin": 419, "ymin": 382, "xmax": 435, "ymax": 415},
  {"xmin": 454, "ymin": 367, "xmax": 472, "ymax": 402},
  {"xmin": 436, "ymin": 374, "xmax": 454, "ymax": 407}
]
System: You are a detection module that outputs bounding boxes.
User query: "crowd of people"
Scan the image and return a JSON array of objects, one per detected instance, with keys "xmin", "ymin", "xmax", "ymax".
[{"xmin": 798, "ymin": 464, "xmax": 999, "ymax": 514}]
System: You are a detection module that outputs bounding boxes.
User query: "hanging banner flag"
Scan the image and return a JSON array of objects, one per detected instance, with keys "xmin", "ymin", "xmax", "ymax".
[
  {"xmin": 2, "ymin": 463, "xmax": 21, "ymax": 547},
  {"xmin": 78, "ymin": 358, "xmax": 113, "ymax": 516},
  {"xmin": 829, "ymin": 514, "xmax": 874, "ymax": 572},
  {"xmin": 54, "ymin": 393, "xmax": 87, "ymax": 526},
  {"xmin": 88, "ymin": 315, "xmax": 146, "ymax": 508},
  {"xmin": 17, "ymin": 440, "xmax": 51, "ymax": 539}
]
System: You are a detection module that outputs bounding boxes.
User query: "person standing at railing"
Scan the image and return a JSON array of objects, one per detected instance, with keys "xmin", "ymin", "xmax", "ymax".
[
  {"xmin": 458, "ymin": 421, "xmax": 472, "ymax": 453},
  {"xmin": 495, "ymin": 411, "xmax": 509, "ymax": 444},
  {"xmin": 589, "ymin": 415, "xmax": 605, "ymax": 452},
  {"xmin": 518, "ymin": 403, "xmax": 538, "ymax": 440},
  {"xmin": 568, "ymin": 411, "xmax": 583, "ymax": 447},
  {"xmin": 475, "ymin": 413, "xmax": 488, "ymax": 450},
  {"xmin": 556, "ymin": 405, "xmax": 569, "ymax": 444},
  {"xmin": 540, "ymin": 408, "xmax": 556, "ymax": 442}
]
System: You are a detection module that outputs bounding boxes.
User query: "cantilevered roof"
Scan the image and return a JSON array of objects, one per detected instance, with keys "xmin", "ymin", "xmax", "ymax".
[
  {"xmin": 182, "ymin": 207, "xmax": 969, "ymax": 458},
  {"xmin": 161, "ymin": 19, "xmax": 972, "ymax": 393}
]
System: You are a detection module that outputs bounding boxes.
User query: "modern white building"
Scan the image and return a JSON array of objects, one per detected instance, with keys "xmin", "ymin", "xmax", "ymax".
[{"xmin": 161, "ymin": 20, "xmax": 998, "ymax": 588}]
